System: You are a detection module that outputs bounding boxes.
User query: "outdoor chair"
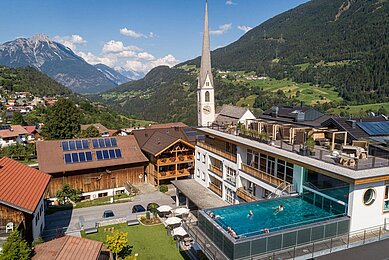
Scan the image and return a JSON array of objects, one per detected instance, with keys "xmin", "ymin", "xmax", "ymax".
[{"xmin": 5, "ymin": 222, "xmax": 13, "ymax": 233}]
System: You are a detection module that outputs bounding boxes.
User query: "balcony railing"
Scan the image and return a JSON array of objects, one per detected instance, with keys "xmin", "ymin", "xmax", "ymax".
[
  {"xmin": 197, "ymin": 142, "xmax": 237, "ymax": 162},
  {"xmin": 154, "ymin": 169, "xmax": 191, "ymax": 179},
  {"xmin": 156, "ymin": 154, "xmax": 194, "ymax": 165},
  {"xmin": 236, "ymin": 187, "xmax": 258, "ymax": 202},
  {"xmin": 208, "ymin": 182, "xmax": 222, "ymax": 197},
  {"xmin": 209, "ymin": 165, "xmax": 223, "ymax": 177},
  {"xmin": 241, "ymin": 163, "xmax": 292, "ymax": 193}
]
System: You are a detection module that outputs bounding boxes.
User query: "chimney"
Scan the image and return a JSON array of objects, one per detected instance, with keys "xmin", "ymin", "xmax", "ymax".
[
  {"xmin": 271, "ymin": 106, "xmax": 279, "ymax": 118},
  {"xmin": 346, "ymin": 119, "xmax": 357, "ymax": 129}
]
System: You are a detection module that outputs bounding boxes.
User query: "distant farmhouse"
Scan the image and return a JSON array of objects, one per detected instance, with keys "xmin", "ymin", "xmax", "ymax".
[{"xmin": 36, "ymin": 136, "xmax": 148, "ymax": 199}]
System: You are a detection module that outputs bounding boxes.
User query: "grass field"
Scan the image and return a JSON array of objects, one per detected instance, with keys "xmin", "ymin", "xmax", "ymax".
[
  {"xmin": 327, "ymin": 102, "xmax": 389, "ymax": 116},
  {"xmin": 83, "ymin": 223, "xmax": 186, "ymax": 260},
  {"xmin": 220, "ymin": 71, "xmax": 343, "ymax": 105}
]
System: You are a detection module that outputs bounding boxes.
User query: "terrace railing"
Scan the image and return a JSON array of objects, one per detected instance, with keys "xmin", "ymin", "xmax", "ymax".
[
  {"xmin": 240, "ymin": 163, "xmax": 292, "ymax": 194},
  {"xmin": 197, "ymin": 141, "xmax": 237, "ymax": 162},
  {"xmin": 209, "ymin": 165, "xmax": 223, "ymax": 177},
  {"xmin": 208, "ymin": 182, "xmax": 222, "ymax": 197},
  {"xmin": 236, "ymin": 188, "xmax": 258, "ymax": 202}
]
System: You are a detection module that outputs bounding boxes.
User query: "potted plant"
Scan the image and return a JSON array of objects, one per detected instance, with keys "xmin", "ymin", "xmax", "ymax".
[
  {"xmin": 179, "ymin": 155, "xmax": 185, "ymax": 161},
  {"xmin": 306, "ymin": 135, "xmax": 315, "ymax": 156},
  {"xmin": 170, "ymin": 157, "xmax": 176, "ymax": 162}
]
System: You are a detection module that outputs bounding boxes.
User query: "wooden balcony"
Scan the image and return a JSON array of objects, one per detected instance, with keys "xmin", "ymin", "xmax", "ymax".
[
  {"xmin": 154, "ymin": 169, "xmax": 191, "ymax": 180},
  {"xmin": 209, "ymin": 165, "xmax": 223, "ymax": 177},
  {"xmin": 240, "ymin": 163, "xmax": 292, "ymax": 193},
  {"xmin": 236, "ymin": 187, "xmax": 258, "ymax": 202},
  {"xmin": 197, "ymin": 142, "xmax": 237, "ymax": 162},
  {"xmin": 208, "ymin": 182, "xmax": 222, "ymax": 197},
  {"xmin": 156, "ymin": 154, "xmax": 194, "ymax": 165}
]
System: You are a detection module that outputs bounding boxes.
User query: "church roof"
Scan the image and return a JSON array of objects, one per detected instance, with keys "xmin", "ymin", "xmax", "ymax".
[
  {"xmin": 214, "ymin": 105, "xmax": 252, "ymax": 125},
  {"xmin": 199, "ymin": 0, "xmax": 213, "ymax": 88}
]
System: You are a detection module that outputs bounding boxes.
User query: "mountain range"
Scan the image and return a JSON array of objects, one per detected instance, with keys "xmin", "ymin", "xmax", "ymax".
[
  {"xmin": 0, "ymin": 34, "xmax": 142, "ymax": 94},
  {"xmin": 96, "ymin": 0, "xmax": 389, "ymax": 125}
]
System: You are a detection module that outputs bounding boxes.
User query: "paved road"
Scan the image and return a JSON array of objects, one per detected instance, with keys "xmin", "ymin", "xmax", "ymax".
[{"xmin": 43, "ymin": 190, "xmax": 177, "ymax": 239}]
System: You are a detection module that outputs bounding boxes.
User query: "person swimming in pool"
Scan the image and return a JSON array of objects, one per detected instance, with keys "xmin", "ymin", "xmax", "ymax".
[
  {"xmin": 248, "ymin": 210, "xmax": 254, "ymax": 217},
  {"xmin": 274, "ymin": 204, "xmax": 284, "ymax": 214},
  {"xmin": 261, "ymin": 228, "xmax": 270, "ymax": 234}
]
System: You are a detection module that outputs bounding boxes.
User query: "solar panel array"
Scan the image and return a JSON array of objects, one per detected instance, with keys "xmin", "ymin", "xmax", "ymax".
[
  {"xmin": 357, "ymin": 121, "xmax": 389, "ymax": 136},
  {"xmin": 96, "ymin": 149, "xmax": 122, "ymax": 160},
  {"xmin": 92, "ymin": 138, "xmax": 118, "ymax": 149},
  {"xmin": 62, "ymin": 140, "xmax": 89, "ymax": 151},
  {"xmin": 64, "ymin": 151, "xmax": 93, "ymax": 164}
]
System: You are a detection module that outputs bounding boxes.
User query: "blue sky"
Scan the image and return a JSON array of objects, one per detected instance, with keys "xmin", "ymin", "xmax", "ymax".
[{"xmin": 1, "ymin": 0, "xmax": 308, "ymax": 73}]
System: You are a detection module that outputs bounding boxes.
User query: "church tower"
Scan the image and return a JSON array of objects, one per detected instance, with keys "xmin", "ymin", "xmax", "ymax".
[{"xmin": 197, "ymin": 0, "xmax": 215, "ymax": 127}]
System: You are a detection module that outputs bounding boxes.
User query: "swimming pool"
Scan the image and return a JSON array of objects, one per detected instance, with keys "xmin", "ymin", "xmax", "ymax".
[{"xmin": 210, "ymin": 196, "xmax": 343, "ymax": 238}]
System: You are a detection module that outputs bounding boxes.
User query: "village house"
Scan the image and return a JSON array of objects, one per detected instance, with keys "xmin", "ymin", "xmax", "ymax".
[
  {"xmin": 80, "ymin": 123, "xmax": 110, "ymax": 137},
  {"xmin": 0, "ymin": 125, "xmax": 28, "ymax": 148},
  {"xmin": 0, "ymin": 157, "xmax": 51, "ymax": 246},
  {"xmin": 36, "ymin": 136, "xmax": 148, "ymax": 199}
]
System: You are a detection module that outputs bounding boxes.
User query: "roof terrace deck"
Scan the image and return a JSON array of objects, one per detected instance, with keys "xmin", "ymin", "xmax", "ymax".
[{"xmin": 197, "ymin": 127, "xmax": 389, "ymax": 183}]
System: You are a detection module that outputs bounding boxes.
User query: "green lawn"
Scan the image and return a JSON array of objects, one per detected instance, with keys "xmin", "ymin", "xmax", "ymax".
[
  {"xmin": 75, "ymin": 194, "xmax": 131, "ymax": 209},
  {"xmin": 83, "ymin": 223, "xmax": 186, "ymax": 260},
  {"xmin": 327, "ymin": 102, "xmax": 389, "ymax": 117}
]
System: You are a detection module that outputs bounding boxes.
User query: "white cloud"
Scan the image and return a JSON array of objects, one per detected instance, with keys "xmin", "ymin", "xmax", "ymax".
[
  {"xmin": 226, "ymin": 0, "xmax": 237, "ymax": 5},
  {"xmin": 237, "ymin": 25, "xmax": 253, "ymax": 33},
  {"xmin": 210, "ymin": 23, "xmax": 233, "ymax": 35},
  {"xmin": 119, "ymin": 27, "xmax": 154, "ymax": 38},
  {"xmin": 80, "ymin": 40, "xmax": 178, "ymax": 74},
  {"xmin": 53, "ymin": 34, "xmax": 86, "ymax": 50},
  {"xmin": 102, "ymin": 40, "xmax": 141, "ymax": 53}
]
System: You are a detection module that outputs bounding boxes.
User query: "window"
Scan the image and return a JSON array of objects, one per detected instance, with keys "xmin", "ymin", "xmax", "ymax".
[
  {"xmin": 197, "ymin": 169, "xmax": 200, "ymax": 177},
  {"xmin": 226, "ymin": 167, "xmax": 236, "ymax": 185},
  {"xmin": 363, "ymin": 188, "xmax": 376, "ymax": 206},
  {"xmin": 202, "ymin": 154, "xmax": 206, "ymax": 164},
  {"xmin": 201, "ymin": 171, "xmax": 205, "ymax": 181},
  {"xmin": 384, "ymin": 182, "xmax": 389, "ymax": 212},
  {"xmin": 206, "ymin": 82, "xmax": 210, "ymax": 87},
  {"xmin": 205, "ymin": 91, "xmax": 210, "ymax": 102},
  {"xmin": 247, "ymin": 149, "xmax": 259, "ymax": 168},
  {"xmin": 98, "ymin": 192, "xmax": 108, "ymax": 198},
  {"xmin": 226, "ymin": 187, "xmax": 234, "ymax": 204},
  {"xmin": 196, "ymin": 152, "xmax": 200, "ymax": 160}
]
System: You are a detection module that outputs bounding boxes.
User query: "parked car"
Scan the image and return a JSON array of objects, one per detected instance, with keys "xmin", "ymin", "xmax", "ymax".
[
  {"xmin": 103, "ymin": 210, "xmax": 115, "ymax": 218},
  {"xmin": 147, "ymin": 202, "xmax": 159, "ymax": 213},
  {"xmin": 132, "ymin": 204, "xmax": 146, "ymax": 213}
]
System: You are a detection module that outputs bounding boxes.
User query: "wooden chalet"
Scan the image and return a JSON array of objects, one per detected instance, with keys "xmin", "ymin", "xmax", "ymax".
[
  {"xmin": 0, "ymin": 158, "xmax": 51, "ymax": 244},
  {"xmin": 132, "ymin": 125, "xmax": 196, "ymax": 186},
  {"xmin": 36, "ymin": 136, "xmax": 148, "ymax": 199}
]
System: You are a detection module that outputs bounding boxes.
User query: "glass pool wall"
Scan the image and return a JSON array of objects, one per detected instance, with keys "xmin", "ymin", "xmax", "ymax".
[{"xmin": 198, "ymin": 207, "xmax": 350, "ymax": 259}]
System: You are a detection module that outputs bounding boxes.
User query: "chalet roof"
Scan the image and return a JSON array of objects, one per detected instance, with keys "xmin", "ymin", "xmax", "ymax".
[
  {"xmin": 132, "ymin": 126, "xmax": 196, "ymax": 156},
  {"xmin": 80, "ymin": 123, "xmax": 109, "ymax": 134},
  {"xmin": 214, "ymin": 105, "xmax": 252, "ymax": 125},
  {"xmin": 322, "ymin": 116, "xmax": 389, "ymax": 140},
  {"xmin": 0, "ymin": 157, "xmax": 51, "ymax": 214},
  {"xmin": 0, "ymin": 125, "xmax": 28, "ymax": 138},
  {"xmin": 36, "ymin": 135, "xmax": 148, "ymax": 174},
  {"xmin": 23, "ymin": 125, "xmax": 37, "ymax": 134},
  {"xmin": 32, "ymin": 236, "xmax": 103, "ymax": 260}
]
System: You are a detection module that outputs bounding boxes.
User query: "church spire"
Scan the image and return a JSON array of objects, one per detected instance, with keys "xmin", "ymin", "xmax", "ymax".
[{"xmin": 199, "ymin": 0, "xmax": 213, "ymax": 88}]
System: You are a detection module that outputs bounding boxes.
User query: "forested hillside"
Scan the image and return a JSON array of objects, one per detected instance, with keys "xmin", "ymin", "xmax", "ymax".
[{"xmin": 98, "ymin": 0, "xmax": 389, "ymax": 125}]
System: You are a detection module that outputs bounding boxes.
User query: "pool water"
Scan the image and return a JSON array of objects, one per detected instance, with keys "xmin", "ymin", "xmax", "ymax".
[{"xmin": 211, "ymin": 197, "xmax": 341, "ymax": 238}]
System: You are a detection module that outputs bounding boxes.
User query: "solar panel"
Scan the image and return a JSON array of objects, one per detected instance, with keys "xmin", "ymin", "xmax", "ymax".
[
  {"xmin": 75, "ymin": 140, "xmax": 83, "ymax": 150},
  {"xmin": 82, "ymin": 140, "xmax": 89, "ymax": 149},
  {"xmin": 98, "ymin": 139, "xmax": 106, "ymax": 148},
  {"xmin": 96, "ymin": 150, "xmax": 103, "ymax": 160},
  {"xmin": 357, "ymin": 121, "xmax": 389, "ymax": 136},
  {"xmin": 115, "ymin": 149, "xmax": 122, "ymax": 158},
  {"xmin": 86, "ymin": 151, "xmax": 93, "ymax": 161},
  {"xmin": 64, "ymin": 154, "xmax": 72, "ymax": 163},
  {"xmin": 69, "ymin": 141, "xmax": 76, "ymax": 150},
  {"xmin": 111, "ymin": 138, "xmax": 117, "ymax": 147},
  {"xmin": 109, "ymin": 149, "xmax": 116, "ymax": 158},
  {"xmin": 105, "ymin": 138, "xmax": 112, "ymax": 147},
  {"xmin": 71, "ymin": 153, "xmax": 79, "ymax": 163},
  {"xmin": 79, "ymin": 152, "xmax": 86, "ymax": 162},
  {"xmin": 62, "ymin": 141, "xmax": 70, "ymax": 151},
  {"xmin": 102, "ymin": 150, "xmax": 109, "ymax": 159}
]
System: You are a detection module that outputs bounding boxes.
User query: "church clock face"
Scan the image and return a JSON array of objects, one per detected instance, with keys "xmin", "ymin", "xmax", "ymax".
[{"xmin": 203, "ymin": 105, "xmax": 211, "ymax": 114}]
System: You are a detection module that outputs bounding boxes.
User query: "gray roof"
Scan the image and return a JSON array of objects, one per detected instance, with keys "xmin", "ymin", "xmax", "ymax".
[
  {"xmin": 215, "ymin": 105, "xmax": 251, "ymax": 125},
  {"xmin": 171, "ymin": 179, "xmax": 228, "ymax": 209}
]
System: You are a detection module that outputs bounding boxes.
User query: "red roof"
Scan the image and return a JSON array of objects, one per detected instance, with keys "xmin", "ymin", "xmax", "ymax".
[
  {"xmin": 23, "ymin": 125, "xmax": 37, "ymax": 134},
  {"xmin": 0, "ymin": 125, "xmax": 28, "ymax": 138},
  {"xmin": 0, "ymin": 157, "xmax": 51, "ymax": 214},
  {"xmin": 33, "ymin": 236, "xmax": 103, "ymax": 260}
]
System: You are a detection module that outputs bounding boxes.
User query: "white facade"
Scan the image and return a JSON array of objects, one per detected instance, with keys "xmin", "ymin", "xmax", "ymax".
[
  {"xmin": 0, "ymin": 135, "xmax": 26, "ymax": 148},
  {"xmin": 32, "ymin": 197, "xmax": 45, "ymax": 240},
  {"xmin": 197, "ymin": 74, "xmax": 215, "ymax": 127}
]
